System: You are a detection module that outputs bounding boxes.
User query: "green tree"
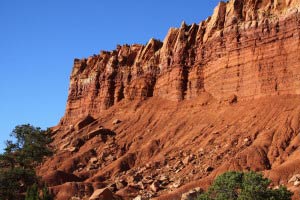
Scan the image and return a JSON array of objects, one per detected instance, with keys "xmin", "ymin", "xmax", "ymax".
[
  {"xmin": 210, "ymin": 171, "xmax": 242, "ymax": 200},
  {"xmin": 9, "ymin": 124, "xmax": 53, "ymax": 168},
  {"xmin": 270, "ymin": 186, "xmax": 294, "ymax": 200},
  {"xmin": 238, "ymin": 171, "xmax": 272, "ymax": 200},
  {"xmin": 197, "ymin": 171, "xmax": 292, "ymax": 200},
  {"xmin": 0, "ymin": 163, "xmax": 37, "ymax": 199},
  {"xmin": 0, "ymin": 124, "xmax": 53, "ymax": 200}
]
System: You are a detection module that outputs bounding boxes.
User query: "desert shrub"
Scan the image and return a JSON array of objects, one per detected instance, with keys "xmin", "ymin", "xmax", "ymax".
[{"xmin": 197, "ymin": 171, "xmax": 292, "ymax": 200}]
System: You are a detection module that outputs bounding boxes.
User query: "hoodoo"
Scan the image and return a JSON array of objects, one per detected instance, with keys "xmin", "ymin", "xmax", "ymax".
[{"xmin": 39, "ymin": 0, "xmax": 300, "ymax": 199}]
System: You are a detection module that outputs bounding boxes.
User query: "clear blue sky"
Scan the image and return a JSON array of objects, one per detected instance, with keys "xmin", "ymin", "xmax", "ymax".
[{"xmin": 0, "ymin": 0, "xmax": 220, "ymax": 151}]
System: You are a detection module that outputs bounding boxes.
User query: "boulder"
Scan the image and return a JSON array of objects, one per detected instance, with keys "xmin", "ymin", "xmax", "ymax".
[
  {"xmin": 172, "ymin": 179, "xmax": 182, "ymax": 188},
  {"xmin": 68, "ymin": 147, "xmax": 78, "ymax": 152},
  {"xmin": 142, "ymin": 176, "xmax": 154, "ymax": 184},
  {"xmin": 115, "ymin": 180, "xmax": 128, "ymax": 190},
  {"xmin": 150, "ymin": 180, "xmax": 161, "ymax": 192},
  {"xmin": 85, "ymin": 128, "xmax": 116, "ymax": 141},
  {"xmin": 158, "ymin": 175, "xmax": 169, "ymax": 182},
  {"xmin": 89, "ymin": 188, "xmax": 114, "ymax": 200},
  {"xmin": 181, "ymin": 187, "xmax": 203, "ymax": 200},
  {"xmin": 133, "ymin": 195, "xmax": 142, "ymax": 200},
  {"xmin": 113, "ymin": 119, "xmax": 122, "ymax": 125},
  {"xmin": 90, "ymin": 157, "xmax": 98, "ymax": 164},
  {"xmin": 75, "ymin": 115, "xmax": 95, "ymax": 130},
  {"xmin": 288, "ymin": 174, "xmax": 300, "ymax": 183},
  {"xmin": 182, "ymin": 155, "xmax": 195, "ymax": 165},
  {"xmin": 294, "ymin": 180, "xmax": 300, "ymax": 186}
]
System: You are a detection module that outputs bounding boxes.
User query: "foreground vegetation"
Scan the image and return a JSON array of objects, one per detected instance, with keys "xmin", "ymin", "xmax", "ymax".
[
  {"xmin": 197, "ymin": 171, "xmax": 292, "ymax": 200},
  {"xmin": 0, "ymin": 124, "xmax": 53, "ymax": 200}
]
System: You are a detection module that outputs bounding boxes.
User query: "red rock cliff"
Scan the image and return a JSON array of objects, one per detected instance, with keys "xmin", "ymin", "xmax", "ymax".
[
  {"xmin": 42, "ymin": 1, "xmax": 300, "ymax": 200},
  {"xmin": 61, "ymin": 0, "xmax": 300, "ymax": 126}
]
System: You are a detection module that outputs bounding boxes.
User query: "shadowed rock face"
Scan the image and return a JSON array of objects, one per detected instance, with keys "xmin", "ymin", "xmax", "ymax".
[{"xmin": 39, "ymin": 0, "xmax": 300, "ymax": 200}]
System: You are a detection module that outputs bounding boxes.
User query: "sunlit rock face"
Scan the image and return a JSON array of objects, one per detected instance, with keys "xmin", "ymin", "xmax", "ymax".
[
  {"xmin": 61, "ymin": 0, "xmax": 300, "ymax": 126},
  {"xmin": 39, "ymin": 1, "xmax": 300, "ymax": 200}
]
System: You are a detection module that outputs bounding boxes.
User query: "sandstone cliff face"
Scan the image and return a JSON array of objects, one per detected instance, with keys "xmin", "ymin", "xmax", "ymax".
[
  {"xmin": 42, "ymin": 1, "xmax": 300, "ymax": 199},
  {"xmin": 62, "ymin": 0, "xmax": 300, "ymax": 126}
]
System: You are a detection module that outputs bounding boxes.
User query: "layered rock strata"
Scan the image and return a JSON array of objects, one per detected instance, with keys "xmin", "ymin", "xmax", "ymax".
[
  {"xmin": 42, "ymin": 0, "xmax": 300, "ymax": 199},
  {"xmin": 62, "ymin": 0, "xmax": 300, "ymax": 125}
]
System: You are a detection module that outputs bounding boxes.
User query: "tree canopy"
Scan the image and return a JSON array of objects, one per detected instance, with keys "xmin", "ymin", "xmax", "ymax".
[
  {"xmin": 197, "ymin": 171, "xmax": 292, "ymax": 200},
  {"xmin": 0, "ymin": 124, "xmax": 53, "ymax": 200}
]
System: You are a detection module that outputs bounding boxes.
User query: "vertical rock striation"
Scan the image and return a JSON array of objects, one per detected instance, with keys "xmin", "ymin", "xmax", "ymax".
[
  {"xmin": 42, "ymin": 1, "xmax": 300, "ymax": 199},
  {"xmin": 62, "ymin": 0, "xmax": 300, "ymax": 125}
]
